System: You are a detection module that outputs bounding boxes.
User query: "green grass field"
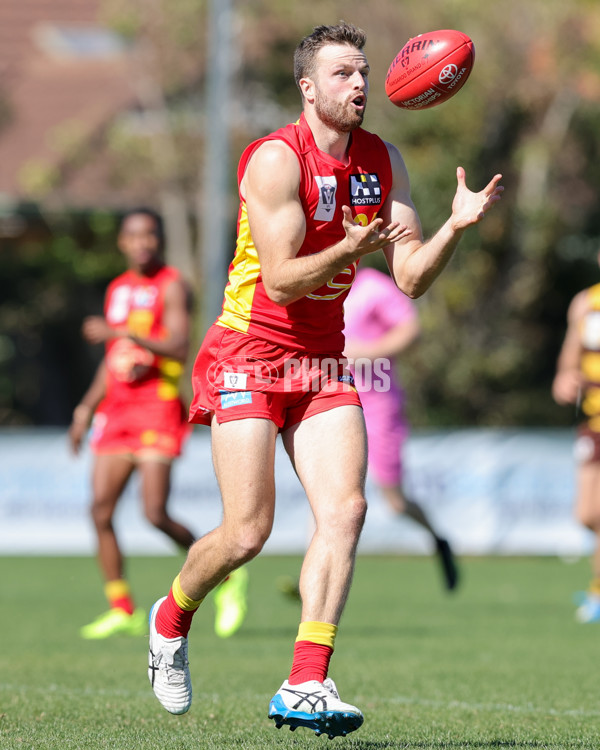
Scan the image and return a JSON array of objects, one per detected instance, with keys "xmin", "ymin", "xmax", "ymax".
[{"xmin": 1, "ymin": 554, "xmax": 599, "ymax": 749}]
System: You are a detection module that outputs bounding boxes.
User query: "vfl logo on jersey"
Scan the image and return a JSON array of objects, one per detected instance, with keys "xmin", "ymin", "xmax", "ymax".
[
  {"xmin": 349, "ymin": 173, "xmax": 381, "ymax": 206},
  {"xmin": 132, "ymin": 286, "xmax": 159, "ymax": 308},
  {"xmin": 106, "ymin": 284, "xmax": 159, "ymax": 324},
  {"xmin": 314, "ymin": 176, "xmax": 337, "ymax": 221}
]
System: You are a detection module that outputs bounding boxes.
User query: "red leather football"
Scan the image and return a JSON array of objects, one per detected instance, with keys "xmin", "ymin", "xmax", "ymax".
[{"xmin": 385, "ymin": 29, "xmax": 475, "ymax": 110}]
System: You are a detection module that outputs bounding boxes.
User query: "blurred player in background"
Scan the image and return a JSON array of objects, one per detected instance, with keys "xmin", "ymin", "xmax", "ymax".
[
  {"xmin": 343, "ymin": 265, "xmax": 459, "ymax": 590},
  {"xmin": 146, "ymin": 22, "xmax": 502, "ymax": 736},
  {"xmin": 69, "ymin": 208, "xmax": 248, "ymax": 640},
  {"xmin": 552, "ymin": 262, "xmax": 600, "ymax": 623}
]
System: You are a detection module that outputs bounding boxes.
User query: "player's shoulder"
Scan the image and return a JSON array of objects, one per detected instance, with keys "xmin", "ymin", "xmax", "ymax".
[
  {"xmin": 379, "ymin": 139, "xmax": 409, "ymax": 188},
  {"xmin": 568, "ymin": 287, "xmax": 595, "ymax": 321},
  {"xmin": 163, "ymin": 265, "xmax": 191, "ymax": 292},
  {"xmin": 106, "ymin": 268, "xmax": 132, "ymax": 292},
  {"xmin": 162, "ymin": 263, "xmax": 182, "ymax": 281},
  {"xmin": 248, "ymin": 138, "xmax": 300, "ymax": 171},
  {"xmin": 381, "ymin": 139, "xmax": 406, "ymax": 166},
  {"xmin": 243, "ymin": 138, "xmax": 301, "ymax": 199}
]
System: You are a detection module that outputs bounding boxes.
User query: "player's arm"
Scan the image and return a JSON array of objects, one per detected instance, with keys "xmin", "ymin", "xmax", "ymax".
[
  {"xmin": 82, "ymin": 279, "xmax": 192, "ymax": 363},
  {"xmin": 552, "ymin": 291, "xmax": 586, "ymax": 406},
  {"xmin": 68, "ymin": 358, "xmax": 107, "ymax": 455},
  {"xmin": 243, "ymin": 141, "xmax": 411, "ymax": 306},
  {"xmin": 345, "ymin": 315, "xmax": 420, "ymax": 361},
  {"xmin": 381, "ymin": 142, "xmax": 503, "ymax": 299},
  {"xmin": 130, "ymin": 278, "xmax": 193, "ymax": 363}
]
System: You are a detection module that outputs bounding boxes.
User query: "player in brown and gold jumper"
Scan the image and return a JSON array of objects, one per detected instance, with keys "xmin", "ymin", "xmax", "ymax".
[
  {"xmin": 146, "ymin": 22, "xmax": 503, "ymax": 736},
  {"xmin": 553, "ymin": 270, "xmax": 600, "ymax": 623}
]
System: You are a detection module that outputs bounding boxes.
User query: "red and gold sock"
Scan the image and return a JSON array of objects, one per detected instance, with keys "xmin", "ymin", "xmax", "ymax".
[
  {"xmin": 105, "ymin": 579, "xmax": 135, "ymax": 615},
  {"xmin": 288, "ymin": 620, "xmax": 337, "ymax": 685},
  {"xmin": 155, "ymin": 574, "xmax": 204, "ymax": 639}
]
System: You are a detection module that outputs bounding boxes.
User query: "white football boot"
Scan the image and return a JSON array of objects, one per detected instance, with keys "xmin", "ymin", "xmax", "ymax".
[
  {"xmin": 268, "ymin": 677, "xmax": 363, "ymax": 738},
  {"xmin": 148, "ymin": 597, "xmax": 192, "ymax": 714}
]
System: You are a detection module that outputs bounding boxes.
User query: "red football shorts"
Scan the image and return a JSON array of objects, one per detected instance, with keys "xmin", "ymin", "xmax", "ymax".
[
  {"xmin": 189, "ymin": 325, "xmax": 361, "ymax": 430},
  {"xmin": 90, "ymin": 396, "xmax": 190, "ymax": 459}
]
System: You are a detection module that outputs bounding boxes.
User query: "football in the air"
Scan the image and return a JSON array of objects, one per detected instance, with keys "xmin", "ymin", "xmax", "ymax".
[{"xmin": 385, "ymin": 29, "xmax": 475, "ymax": 110}]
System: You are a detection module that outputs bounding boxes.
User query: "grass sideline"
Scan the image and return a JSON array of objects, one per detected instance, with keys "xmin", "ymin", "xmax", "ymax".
[{"xmin": 1, "ymin": 554, "xmax": 599, "ymax": 749}]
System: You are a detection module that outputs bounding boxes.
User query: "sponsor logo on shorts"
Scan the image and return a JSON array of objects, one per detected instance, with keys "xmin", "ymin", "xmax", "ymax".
[
  {"xmin": 220, "ymin": 391, "xmax": 253, "ymax": 409},
  {"xmin": 223, "ymin": 371, "xmax": 248, "ymax": 390},
  {"xmin": 207, "ymin": 356, "xmax": 278, "ymax": 392},
  {"xmin": 338, "ymin": 373, "xmax": 355, "ymax": 386}
]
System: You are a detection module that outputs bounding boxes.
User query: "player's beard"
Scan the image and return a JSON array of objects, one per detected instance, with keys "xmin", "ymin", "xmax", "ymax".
[{"xmin": 314, "ymin": 89, "xmax": 364, "ymax": 132}]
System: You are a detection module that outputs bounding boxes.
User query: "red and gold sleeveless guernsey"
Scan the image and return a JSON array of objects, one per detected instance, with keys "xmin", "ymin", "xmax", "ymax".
[
  {"xmin": 580, "ymin": 283, "xmax": 600, "ymax": 432},
  {"xmin": 102, "ymin": 264, "xmax": 184, "ymax": 403},
  {"xmin": 90, "ymin": 264, "xmax": 189, "ymax": 458},
  {"xmin": 216, "ymin": 113, "xmax": 393, "ymax": 353}
]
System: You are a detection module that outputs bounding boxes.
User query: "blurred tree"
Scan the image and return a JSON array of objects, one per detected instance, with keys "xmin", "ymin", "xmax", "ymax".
[
  {"xmin": 100, "ymin": 0, "xmax": 206, "ymax": 285},
  {"xmin": 4, "ymin": 0, "xmax": 600, "ymax": 428},
  {"xmin": 0, "ymin": 210, "xmax": 124, "ymax": 425}
]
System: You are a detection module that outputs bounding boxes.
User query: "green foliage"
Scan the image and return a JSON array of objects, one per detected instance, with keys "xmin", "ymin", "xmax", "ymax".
[
  {"xmin": 1, "ymin": 554, "xmax": 599, "ymax": 749},
  {"xmin": 0, "ymin": 211, "xmax": 125, "ymax": 425}
]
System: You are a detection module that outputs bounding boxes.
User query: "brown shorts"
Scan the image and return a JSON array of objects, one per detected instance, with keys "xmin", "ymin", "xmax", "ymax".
[{"xmin": 574, "ymin": 423, "xmax": 600, "ymax": 464}]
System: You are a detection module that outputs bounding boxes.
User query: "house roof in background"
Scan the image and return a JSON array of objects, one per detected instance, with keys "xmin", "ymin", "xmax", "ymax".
[{"xmin": 0, "ymin": 0, "xmax": 144, "ymax": 208}]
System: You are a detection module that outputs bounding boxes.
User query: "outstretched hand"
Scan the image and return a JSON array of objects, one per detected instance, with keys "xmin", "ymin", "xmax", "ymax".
[
  {"xmin": 552, "ymin": 369, "xmax": 582, "ymax": 407},
  {"xmin": 68, "ymin": 421, "xmax": 87, "ymax": 455},
  {"xmin": 341, "ymin": 206, "xmax": 412, "ymax": 258},
  {"xmin": 450, "ymin": 167, "xmax": 503, "ymax": 230},
  {"xmin": 82, "ymin": 316, "xmax": 118, "ymax": 345}
]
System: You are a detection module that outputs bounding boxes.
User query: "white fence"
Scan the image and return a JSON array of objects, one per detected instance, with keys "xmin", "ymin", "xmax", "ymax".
[{"xmin": 0, "ymin": 427, "xmax": 590, "ymax": 557}]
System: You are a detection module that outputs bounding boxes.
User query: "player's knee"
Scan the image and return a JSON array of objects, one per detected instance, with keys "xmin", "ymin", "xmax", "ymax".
[
  {"xmin": 320, "ymin": 493, "xmax": 366, "ymax": 537},
  {"xmin": 576, "ymin": 505, "xmax": 600, "ymax": 531},
  {"xmin": 144, "ymin": 505, "xmax": 168, "ymax": 529},
  {"xmin": 90, "ymin": 498, "xmax": 114, "ymax": 529},
  {"xmin": 227, "ymin": 522, "xmax": 272, "ymax": 564},
  {"xmin": 347, "ymin": 494, "xmax": 367, "ymax": 532}
]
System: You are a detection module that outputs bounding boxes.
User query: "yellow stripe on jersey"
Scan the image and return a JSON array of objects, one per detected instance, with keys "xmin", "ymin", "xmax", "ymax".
[
  {"xmin": 582, "ymin": 353, "xmax": 600, "ymax": 382},
  {"xmin": 217, "ymin": 203, "xmax": 260, "ymax": 333},
  {"xmin": 581, "ymin": 286, "xmax": 600, "ymax": 395},
  {"xmin": 157, "ymin": 358, "xmax": 184, "ymax": 400},
  {"xmin": 127, "ymin": 309, "xmax": 154, "ymax": 337},
  {"xmin": 583, "ymin": 386, "xmax": 600, "ymax": 415},
  {"xmin": 589, "ymin": 284, "xmax": 600, "ymax": 309}
]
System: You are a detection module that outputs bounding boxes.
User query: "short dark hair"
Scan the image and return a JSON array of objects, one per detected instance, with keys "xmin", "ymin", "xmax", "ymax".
[
  {"xmin": 294, "ymin": 21, "xmax": 367, "ymax": 93},
  {"xmin": 119, "ymin": 207, "xmax": 165, "ymax": 250}
]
